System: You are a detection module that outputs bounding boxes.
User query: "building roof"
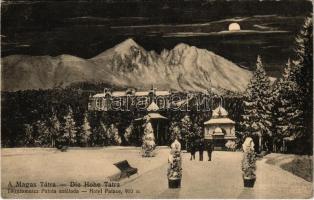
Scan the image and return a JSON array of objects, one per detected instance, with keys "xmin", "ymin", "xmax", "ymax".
[
  {"xmin": 134, "ymin": 113, "xmax": 167, "ymax": 121},
  {"xmin": 204, "ymin": 117, "xmax": 235, "ymax": 125},
  {"xmin": 112, "ymin": 91, "xmax": 126, "ymax": 97},
  {"xmin": 155, "ymin": 91, "xmax": 171, "ymax": 96},
  {"xmin": 212, "ymin": 105, "xmax": 229, "ymax": 118},
  {"xmin": 147, "ymin": 113, "xmax": 167, "ymax": 119},
  {"xmin": 93, "ymin": 93, "xmax": 106, "ymax": 98},
  {"xmin": 93, "ymin": 91, "xmax": 126, "ymax": 97},
  {"xmin": 92, "ymin": 89, "xmax": 171, "ymax": 98},
  {"xmin": 135, "ymin": 91, "xmax": 149, "ymax": 96},
  {"xmin": 147, "ymin": 101, "xmax": 159, "ymax": 112}
]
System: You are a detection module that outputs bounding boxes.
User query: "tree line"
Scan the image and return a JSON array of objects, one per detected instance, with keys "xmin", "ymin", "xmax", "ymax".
[
  {"xmin": 240, "ymin": 16, "xmax": 312, "ymax": 154},
  {"xmin": 1, "ymin": 86, "xmax": 243, "ymax": 148}
]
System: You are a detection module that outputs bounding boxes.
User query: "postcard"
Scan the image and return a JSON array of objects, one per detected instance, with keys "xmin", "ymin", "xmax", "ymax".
[{"xmin": 1, "ymin": 0, "xmax": 313, "ymax": 198}]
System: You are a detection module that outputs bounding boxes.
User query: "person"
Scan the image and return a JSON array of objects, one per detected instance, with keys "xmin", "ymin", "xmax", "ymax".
[
  {"xmin": 190, "ymin": 141, "xmax": 196, "ymax": 160},
  {"xmin": 199, "ymin": 139, "xmax": 205, "ymax": 161},
  {"xmin": 206, "ymin": 140, "xmax": 214, "ymax": 161}
]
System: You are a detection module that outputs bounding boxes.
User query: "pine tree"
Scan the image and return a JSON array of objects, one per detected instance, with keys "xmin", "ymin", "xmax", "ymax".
[
  {"xmin": 241, "ymin": 56, "xmax": 273, "ymax": 150},
  {"xmin": 47, "ymin": 112, "xmax": 60, "ymax": 147},
  {"xmin": 90, "ymin": 120, "xmax": 109, "ymax": 146},
  {"xmin": 36, "ymin": 120, "xmax": 50, "ymax": 146},
  {"xmin": 60, "ymin": 107, "xmax": 77, "ymax": 146},
  {"xmin": 294, "ymin": 16, "xmax": 313, "ymax": 97},
  {"xmin": 24, "ymin": 124, "xmax": 34, "ymax": 146},
  {"xmin": 180, "ymin": 115, "xmax": 193, "ymax": 150},
  {"xmin": 193, "ymin": 123, "xmax": 203, "ymax": 138},
  {"xmin": 124, "ymin": 123, "xmax": 134, "ymax": 144},
  {"xmin": 98, "ymin": 121, "xmax": 109, "ymax": 145},
  {"xmin": 169, "ymin": 122, "xmax": 181, "ymax": 142},
  {"xmin": 107, "ymin": 124, "xmax": 121, "ymax": 145},
  {"xmin": 272, "ymin": 60, "xmax": 304, "ymax": 152},
  {"xmin": 142, "ymin": 118, "xmax": 156, "ymax": 157},
  {"xmin": 81, "ymin": 112, "xmax": 92, "ymax": 146},
  {"xmin": 292, "ymin": 16, "xmax": 313, "ymax": 153}
]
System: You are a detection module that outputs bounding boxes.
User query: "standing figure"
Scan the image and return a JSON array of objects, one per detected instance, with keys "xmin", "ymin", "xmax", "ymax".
[
  {"xmin": 199, "ymin": 139, "xmax": 205, "ymax": 161},
  {"xmin": 190, "ymin": 141, "xmax": 196, "ymax": 160},
  {"xmin": 206, "ymin": 140, "xmax": 214, "ymax": 161}
]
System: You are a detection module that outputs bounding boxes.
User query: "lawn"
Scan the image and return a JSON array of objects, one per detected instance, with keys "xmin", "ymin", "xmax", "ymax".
[{"xmin": 265, "ymin": 153, "xmax": 313, "ymax": 182}]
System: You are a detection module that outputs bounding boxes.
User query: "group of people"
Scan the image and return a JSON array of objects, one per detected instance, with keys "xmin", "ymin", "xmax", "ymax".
[{"xmin": 189, "ymin": 139, "xmax": 214, "ymax": 161}]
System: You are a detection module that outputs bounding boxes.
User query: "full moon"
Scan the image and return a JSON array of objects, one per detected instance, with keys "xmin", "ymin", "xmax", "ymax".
[{"xmin": 228, "ymin": 23, "xmax": 241, "ymax": 31}]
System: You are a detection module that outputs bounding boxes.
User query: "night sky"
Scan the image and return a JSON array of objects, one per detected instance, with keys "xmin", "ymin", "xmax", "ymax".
[{"xmin": 1, "ymin": 0, "xmax": 312, "ymax": 76}]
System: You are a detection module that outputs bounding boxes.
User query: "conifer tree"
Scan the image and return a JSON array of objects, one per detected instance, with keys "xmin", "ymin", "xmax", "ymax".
[
  {"xmin": 124, "ymin": 123, "xmax": 134, "ymax": 144},
  {"xmin": 180, "ymin": 115, "xmax": 193, "ymax": 149},
  {"xmin": 241, "ymin": 56, "xmax": 273, "ymax": 149},
  {"xmin": 36, "ymin": 119, "xmax": 50, "ymax": 146},
  {"xmin": 24, "ymin": 124, "xmax": 34, "ymax": 146},
  {"xmin": 294, "ymin": 16, "xmax": 313, "ymax": 98},
  {"xmin": 169, "ymin": 122, "xmax": 181, "ymax": 142},
  {"xmin": 81, "ymin": 112, "xmax": 92, "ymax": 146},
  {"xmin": 107, "ymin": 124, "xmax": 121, "ymax": 145},
  {"xmin": 292, "ymin": 16, "xmax": 313, "ymax": 153},
  {"xmin": 90, "ymin": 120, "xmax": 109, "ymax": 146},
  {"xmin": 98, "ymin": 121, "xmax": 109, "ymax": 145},
  {"xmin": 47, "ymin": 112, "xmax": 60, "ymax": 147},
  {"xmin": 272, "ymin": 60, "xmax": 304, "ymax": 151},
  {"xmin": 142, "ymin": 117, "xmax": 156, "ymax": 157},
  {"xmin": 60, "ymin": 106, "xmax": 77, "ymax": 146}
]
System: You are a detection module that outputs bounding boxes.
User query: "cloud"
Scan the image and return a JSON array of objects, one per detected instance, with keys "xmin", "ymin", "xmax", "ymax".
[
  {"xmin": 65, "ymin": 16, "xmax": 111, "ymax": 22},
  {"xmin": 17, "ymin": 44, "xmax": 31, "ymax": 47},
  {"xmin": 261, "ymin": 45, "xmax": 281, "ymax": 49},
  {"xmin": 211, "ymin": 17, "xmax": 251, "ymax": 23},
  {"xmin": 162, "ymin": 30, "xmax": 290, "ymax": 37},
  {"xmin": 65, "ymin": 16, "xmax": 148, "ymax": 23},
  {"xmin": 111, "ymin": 17, "xmax": 250, "ymax": 29},
  {"xmin": 252, "ymin": 14, "xmax": 278, "ymax": 18},
  {"xmin": 253, "ymin": 24, "xmax": 276, "ymax": 30}
]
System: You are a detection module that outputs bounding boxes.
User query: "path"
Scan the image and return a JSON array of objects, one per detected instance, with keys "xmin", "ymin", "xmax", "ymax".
[{"xmin": 116, "ymin": 151, "xmax": 313, "ymax": 198}]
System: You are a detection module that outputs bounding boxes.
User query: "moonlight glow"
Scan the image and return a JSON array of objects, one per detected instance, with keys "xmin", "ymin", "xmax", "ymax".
[{"xmin": 228, "ymin": 23, "xmax": 241, "ymax": 31}]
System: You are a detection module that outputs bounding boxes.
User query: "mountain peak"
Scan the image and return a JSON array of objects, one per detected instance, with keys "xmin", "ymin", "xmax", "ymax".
[
  {"xmin": 92, "ymin": 38, "xmax": 141, "ymax": 60},
  {"xmin": 114, "ymin": 38, "xmax": 139, "ymax": 51},
  {"xmin": 173, "ymin": 43, "xmax": 191, "ymax": 51}
]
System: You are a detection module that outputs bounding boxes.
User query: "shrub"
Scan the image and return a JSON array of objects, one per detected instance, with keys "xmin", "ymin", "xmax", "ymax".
[
  {"xmin": 124, "ymin": 124, "xmax": 134, "ymax": 144},
  {"xmin": 107, "ymin": 124, "xmax": 121, "ymax": 145},
  {"xmin": 141, "ymin": 120, "xmax": 156, "ymax": 157},
  {"xmin": 225, "ymin": 140, "xmax": 236, "ymax": 151},
  {"xmin": 167, "ymin": 141, "xmax": 182, "ymax": 180},
  {"xmin": 241, "ymin": 151, "xmax": 257, "ymax": 179}
]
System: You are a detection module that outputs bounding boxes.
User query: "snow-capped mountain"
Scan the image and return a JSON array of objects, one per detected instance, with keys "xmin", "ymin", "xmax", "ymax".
[{"xmin": 1, "ymin": 38, "xmax": 253, "ymax": 93}]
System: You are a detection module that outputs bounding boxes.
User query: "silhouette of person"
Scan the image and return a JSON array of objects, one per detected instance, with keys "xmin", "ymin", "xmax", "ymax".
[
  {"xmin": 190, "ymin": 141, "xmax": 196, "ymax": 160},
  {"xmin": 206, "ymin": 140, "xmax": 214, "ymax": 161},
  {"xmin": 199, "ymin": 139, "xmax": 205, "ymax": 161}
]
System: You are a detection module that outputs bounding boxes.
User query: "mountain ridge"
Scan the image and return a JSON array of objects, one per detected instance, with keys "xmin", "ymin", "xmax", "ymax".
[{"xmin": 2, "ymin": 38, "xmax": 253, "ymax": 93}]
